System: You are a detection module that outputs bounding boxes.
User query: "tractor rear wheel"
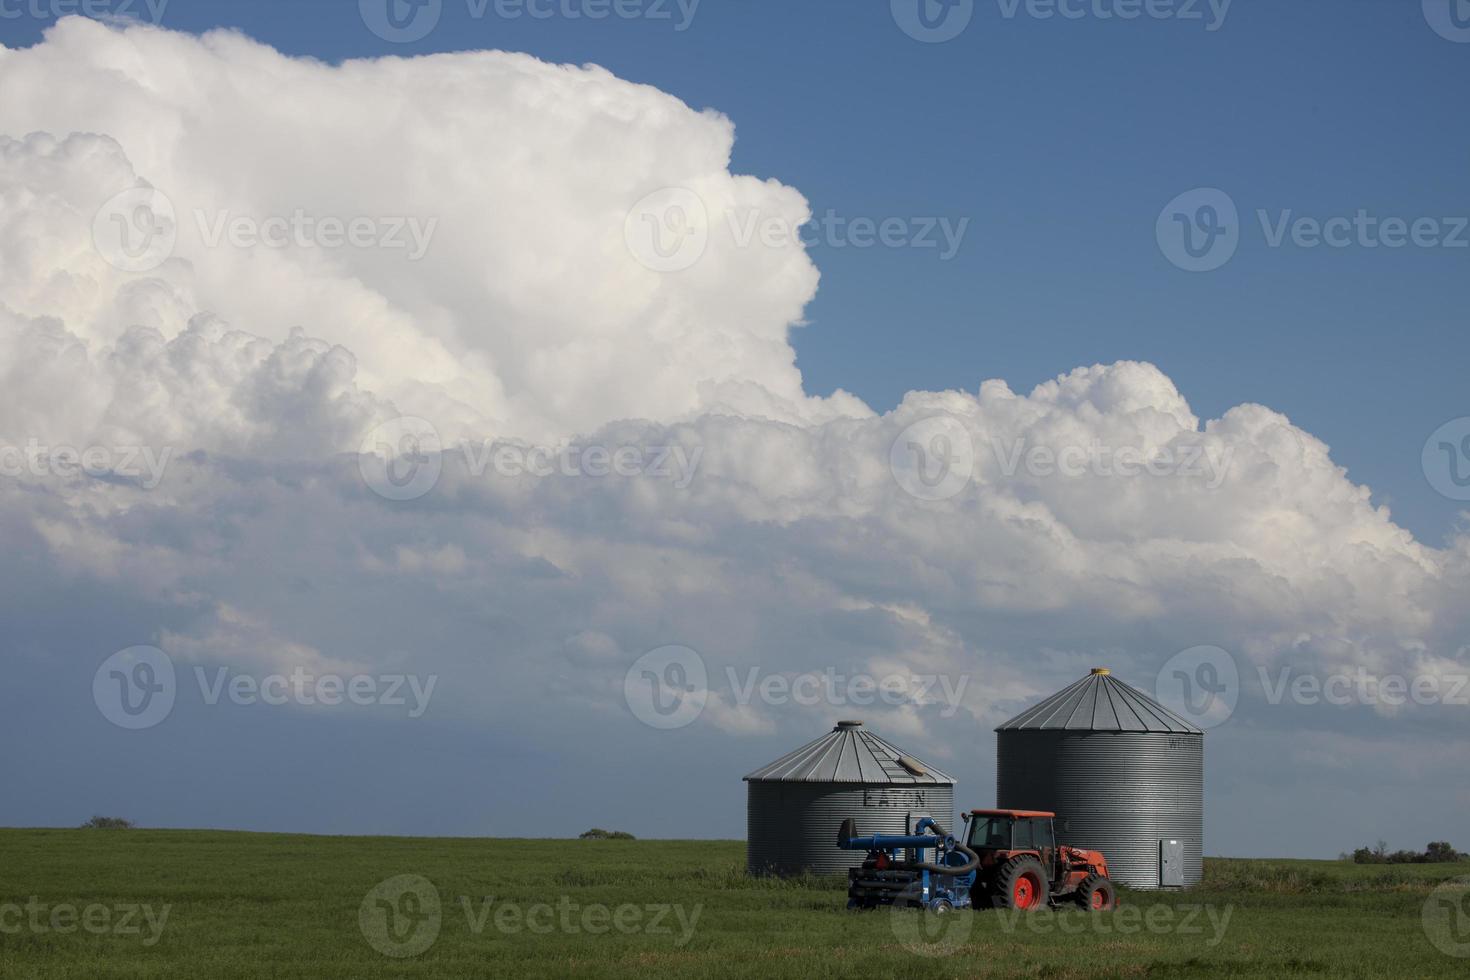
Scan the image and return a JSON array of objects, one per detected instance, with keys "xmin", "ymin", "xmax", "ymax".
[
  {"xmin": 992, "ymin": 856, "xmax": 1050, "ymax": 911},
  {"xmin": 1074, "ymin": 874, "xmax": 1116, "ymax": 911}
]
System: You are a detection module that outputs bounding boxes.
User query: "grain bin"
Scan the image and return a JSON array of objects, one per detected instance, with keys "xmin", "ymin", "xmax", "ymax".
[
  {"xmin": 996, "ymin": 669, "xmax": 1203, "ymax": 889},
  {"xmin": 744, "ymin": 721, "xmax": 955, "ymax": 876}
]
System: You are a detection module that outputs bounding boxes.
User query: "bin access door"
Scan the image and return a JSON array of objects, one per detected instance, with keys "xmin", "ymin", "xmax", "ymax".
[{"xmin": 1160, "ymin": 838, "xmax": 1184, "ymax": 887}]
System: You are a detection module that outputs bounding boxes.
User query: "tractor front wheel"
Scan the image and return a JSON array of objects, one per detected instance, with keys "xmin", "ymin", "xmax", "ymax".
[
  {"xmin": 992, "ymin": 856, "xmax": 1050, "ymax": 911},
  {"xmin": 1075, "ymin": 874, "xmax": 1117, "ymax": 911}
]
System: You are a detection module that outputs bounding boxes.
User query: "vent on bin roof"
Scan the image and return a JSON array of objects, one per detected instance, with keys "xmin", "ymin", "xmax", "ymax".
[
  {"xmin": 743, "ymin": 721, "xmax": 955, "ymax": 785},
  {"xmin": 996, "ymin": 670, "xmax": 1201, "ymax": 734}
]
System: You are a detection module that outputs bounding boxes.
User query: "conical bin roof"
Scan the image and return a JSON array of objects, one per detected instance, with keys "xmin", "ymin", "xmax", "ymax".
[
  {"xmin": 996, "ymin": 669, "xmax": 1201, "ymax": 734},
  {"xmin": 744, "ymin": 721, "xmax": 955, "ymax": 785}
]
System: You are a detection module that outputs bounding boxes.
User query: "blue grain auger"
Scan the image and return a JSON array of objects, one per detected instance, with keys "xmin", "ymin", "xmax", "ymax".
[{"xmin": 837, "ymin": 815, "xmax": 981, "ymax": 912}]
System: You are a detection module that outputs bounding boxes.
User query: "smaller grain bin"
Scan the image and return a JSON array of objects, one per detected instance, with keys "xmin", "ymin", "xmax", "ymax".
[
  {"xmin": 745, "ymin": 721, "xmax": 955, "ymax": 876},
  {"xmin": 996, "ymin": 669, "xmax": 1203, "ymax": 889}
]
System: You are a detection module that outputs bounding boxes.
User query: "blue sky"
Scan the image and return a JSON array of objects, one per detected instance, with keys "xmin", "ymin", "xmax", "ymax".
[
  {"xmin": 1, "ymin": 3, "xmax": 1467, "ymax": 858},
  {"xmin": 4, "ymin": 1, "xmax": 1465, "ymax": 540}
]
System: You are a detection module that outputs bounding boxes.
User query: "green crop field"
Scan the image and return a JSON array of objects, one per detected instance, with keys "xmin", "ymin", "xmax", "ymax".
[{"xmin": 2, "ymin": 829, "xmax": 1468, "ymax": 978}]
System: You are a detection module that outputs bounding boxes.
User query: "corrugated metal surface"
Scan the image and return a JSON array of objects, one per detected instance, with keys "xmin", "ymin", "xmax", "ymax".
[
  {"xmin": 745, "ymin": 721, "xmax": 956, "ymax": 875},
  {"xmin": 996, "ymin": 728, "xmax": 1203, "ymax": 888},
  {"xmin": 746, "ymin": 782, "xmax": 956, "ymax": 876},
  {"xmin": 744, "ymin": 721, "xmax": 954, "ymax": 784},
  {"xmin": 997, "ymin": 670, "xmax": 1201, "ymax": 734}
]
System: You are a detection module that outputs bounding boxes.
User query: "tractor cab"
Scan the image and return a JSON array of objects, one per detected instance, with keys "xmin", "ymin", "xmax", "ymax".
[{"xmin": 966, "ymin": 809, "xmax": 1058, "ymax": 855}]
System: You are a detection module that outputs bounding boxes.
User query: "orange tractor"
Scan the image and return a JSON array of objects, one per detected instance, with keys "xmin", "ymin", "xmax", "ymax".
[
  {"xmin": 841, "ymin": 808, "xmax": 1116, "ymax": 912},
  {"xmin": 965, "ymin": 809, "xmax": 1116, "ymax": 911}
]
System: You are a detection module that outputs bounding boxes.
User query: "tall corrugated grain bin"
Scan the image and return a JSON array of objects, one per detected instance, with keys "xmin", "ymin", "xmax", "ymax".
[
  {"xmin": 996, "ymin": 669, "xmax": 1203, "ymax": 889},
  {"xmin": 744, "ymin": 721, "xmax": 955, "ymax": 876}
]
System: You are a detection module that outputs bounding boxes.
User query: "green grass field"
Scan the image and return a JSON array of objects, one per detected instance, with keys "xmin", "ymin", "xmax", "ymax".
[{"xmin": 2, "ymin": 829, "xmax": 1468, "ymax": 978}]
